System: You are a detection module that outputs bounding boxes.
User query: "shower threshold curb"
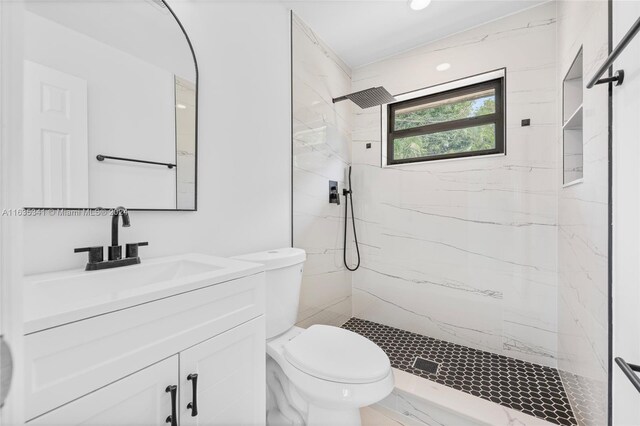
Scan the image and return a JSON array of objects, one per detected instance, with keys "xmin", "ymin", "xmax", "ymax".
[{"xmin": 375, "ymin": 367, "xmax": 555, "ymax": 426}]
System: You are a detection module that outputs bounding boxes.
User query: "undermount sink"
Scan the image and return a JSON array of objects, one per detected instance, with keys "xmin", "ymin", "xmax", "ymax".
[{"xmin": 23, "ymin": 253, "xmax": 264, "ymax": 334}]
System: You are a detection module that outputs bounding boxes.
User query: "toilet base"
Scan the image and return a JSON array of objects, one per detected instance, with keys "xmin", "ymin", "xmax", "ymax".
[
  {"xmin": 266, "ymin": 357, "xmax": 306, "ymax": 426},
  {"xmin": 265, "ymin": 327, "xmax": 394, "ymax": 426},
  {"xmin": 266, "ymin": 356, "xmax": 366, "ymax": 426},
  {"xmin": 306, "ymin": 405, "xmax": 361, "ymax": 426}
]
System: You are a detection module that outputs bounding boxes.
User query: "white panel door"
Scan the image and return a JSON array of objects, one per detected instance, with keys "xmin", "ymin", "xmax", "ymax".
[
  {"xmin": 23, "ymin": 60, "xmax": 88, "ymax": 207},
  {"xmin": 612, "ymin": 2, "xmax": 640, "ymax": 425},
  {"xmin": 28, "ymin": 356, "xmax": 179, "ymax": 426},
  {"xmin": 180, "ymin": 317, "xmax": 265, "ymax": 426}
]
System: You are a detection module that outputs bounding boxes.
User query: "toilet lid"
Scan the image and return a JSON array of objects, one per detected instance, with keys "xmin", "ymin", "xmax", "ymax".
[{"xmin": 283, "ymin": 325, "xmax": 391, "ymax": 384}]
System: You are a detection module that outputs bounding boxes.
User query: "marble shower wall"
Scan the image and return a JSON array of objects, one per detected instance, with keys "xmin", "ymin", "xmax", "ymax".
[
  {"xmin": 350, "ymin": 2, "xmax": 559, "ymax": 367},
  {"xmin": 556, "ymin": 1, "xmax": 608, "ymax": 424},
  {"xmin": 292, "ymin": 14, "xmax": 354, "ymax": 328}
]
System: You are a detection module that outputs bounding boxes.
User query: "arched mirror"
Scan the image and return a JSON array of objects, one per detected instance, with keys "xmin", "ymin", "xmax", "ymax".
[{"xmin": 22, "ymin": 0, "xmax": 198, "ymax": 210}]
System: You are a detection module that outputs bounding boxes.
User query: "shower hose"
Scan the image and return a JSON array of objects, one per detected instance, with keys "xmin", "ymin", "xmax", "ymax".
[{"xmin": 343, "ymin": 166, "xmax": 361, "ymax": 271}]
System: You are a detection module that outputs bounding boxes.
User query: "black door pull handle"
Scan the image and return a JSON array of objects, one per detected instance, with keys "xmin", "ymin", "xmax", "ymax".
[
  {"xmin": 165, "ymin": 385, "xmax": 177, "ymax": 425},
  {"xmin": 187, "ymin": 373, "xmax": 199, "ymax": 416}
]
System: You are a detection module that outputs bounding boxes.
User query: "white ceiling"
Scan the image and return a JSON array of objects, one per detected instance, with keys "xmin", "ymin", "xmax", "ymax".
[{"xmin": 285, "ymin": 0, "xmax": 548, "ymax": 69}]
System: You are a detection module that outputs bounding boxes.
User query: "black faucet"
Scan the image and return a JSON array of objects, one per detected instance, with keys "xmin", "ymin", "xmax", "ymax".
[
  {"xmin": 74, "ymin": 207, "xmax": 148, "ymax": 271},
  {"xmin": 109, "ymin": 206, "xmax": 130, "ymax": 261}
]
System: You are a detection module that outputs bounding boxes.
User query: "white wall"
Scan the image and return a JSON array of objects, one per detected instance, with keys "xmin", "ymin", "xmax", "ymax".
[
  {"xmin": 22, "ymin": 0, "xmax": 292, "ymax": 275},
  {"xmin": 350, "ymin": 2, "xmax": 559, "ymax": 367},
  {"xmin": 556, "ymin": 1, "xmax": 609, "ymax": 424},
  {"xmin": 612, "ymin": 1, "xmax": 640, "ymax": 425},
  {"xmin": 292, "ymin": 15, "xmax": 353, "ymax": 328}
]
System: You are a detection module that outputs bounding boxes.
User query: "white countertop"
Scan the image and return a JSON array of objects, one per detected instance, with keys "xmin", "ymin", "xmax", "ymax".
[{"xmin": 23, "ymin": 253, "xmax": 265, "ymax": 334}]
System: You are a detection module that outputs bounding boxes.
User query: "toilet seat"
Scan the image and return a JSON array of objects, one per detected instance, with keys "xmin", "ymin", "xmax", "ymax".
[
  {"xmin": 267, "ymin": 326, "xmax": 394, "ymax": 411},
  {"xmin": 283, "ymin": 325, "xmax": 390, "ymax": 384}
]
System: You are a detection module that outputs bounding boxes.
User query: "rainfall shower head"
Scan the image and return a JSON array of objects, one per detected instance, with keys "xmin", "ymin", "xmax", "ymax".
[{"xmin": 332, "ymin": 86, "xmax": 396, "ymax": 109}]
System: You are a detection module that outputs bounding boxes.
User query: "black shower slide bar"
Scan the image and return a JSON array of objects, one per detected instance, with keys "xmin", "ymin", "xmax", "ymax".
[
  {"xmin": 96, "ymin": 154, "xmax": 176, "ymax": 169},
  {"xmin": 587, "ymin": 15, "xmax": 640, "ymax": 89}
]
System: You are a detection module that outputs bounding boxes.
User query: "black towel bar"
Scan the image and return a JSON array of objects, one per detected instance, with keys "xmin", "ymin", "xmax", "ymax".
[
  {"xmin": 96, "ymin": 154, "xmax": 176, "ymax": 169},
  {"xmin": 615, "ymin": 357, "xmax": 640, "ymax": 394},
  {"xmin": 586, "ymin": 15, "xmax": 640, "ymax": 89}
]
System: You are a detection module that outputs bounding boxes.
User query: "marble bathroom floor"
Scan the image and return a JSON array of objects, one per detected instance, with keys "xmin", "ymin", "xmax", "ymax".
[
  {"xmin": 361, "ymin": 406, "xmax": 412, "ymax": 426},
  {"xmin": 343, "ymin": 318, "xmax": 577, "ymax": 426}
]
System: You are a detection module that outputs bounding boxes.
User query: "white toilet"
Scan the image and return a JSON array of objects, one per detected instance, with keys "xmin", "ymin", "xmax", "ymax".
[{"xmin": 233, "ymin": 248, "xmax": 394, "ymax": 426}]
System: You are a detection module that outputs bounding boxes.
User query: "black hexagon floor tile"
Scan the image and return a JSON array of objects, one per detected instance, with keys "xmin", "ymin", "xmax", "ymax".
[
  {"xmin": 559, "ymin": 370, "xmax": 606, "ymax": 426},
  {"xmin": 342, "ymin": 317, "xmax": 578, "ymax": 426}
]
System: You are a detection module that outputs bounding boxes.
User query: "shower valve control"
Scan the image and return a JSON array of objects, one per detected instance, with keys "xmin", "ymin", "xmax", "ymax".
[{"xmin": 329, "ymin": 181, "xmax": 340, "ymax": 205}]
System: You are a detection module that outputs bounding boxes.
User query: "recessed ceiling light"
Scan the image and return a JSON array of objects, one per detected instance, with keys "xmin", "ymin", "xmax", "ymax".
[
  {"xmin": 436, "ymin": 63, "xmax": 451, "ymax": 71},
  {"xmin": 176, "ymin": 104, "xmax": 187, "ymax": 109},
  {"xmin": 409, "ymin": 0, "xmax": 431, "ymax": 11}
]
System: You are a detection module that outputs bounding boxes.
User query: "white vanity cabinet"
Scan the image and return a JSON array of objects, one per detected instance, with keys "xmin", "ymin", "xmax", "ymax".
[
  {"xmin": 29, "ymin": 318, "xmax": 265, "ymax": 426},
  {"xmin": 180, "ymin": 318, "xmax": 265, "ymax": 426},
  {"xmin": 29, "ymin": 355, "xmax": 179, "ymax": 426},
  {"xmin": 23, "ymin": 266, "xmax": 266, "ymax": 425}
]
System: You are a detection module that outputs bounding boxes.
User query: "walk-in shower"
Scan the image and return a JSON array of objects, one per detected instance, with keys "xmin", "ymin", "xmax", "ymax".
[{"xmin": 292, "ymin": 3, "xmax": 610, "ymax": 423}]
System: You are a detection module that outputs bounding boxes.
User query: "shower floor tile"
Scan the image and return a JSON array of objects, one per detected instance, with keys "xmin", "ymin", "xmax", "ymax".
[{"xmin": 342, "ymin": 318, "xmax": 577, "ymax": 426}]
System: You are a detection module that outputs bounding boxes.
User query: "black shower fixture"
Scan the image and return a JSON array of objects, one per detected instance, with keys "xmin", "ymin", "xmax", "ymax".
[{"xmin": 333, "ymin": 87, "xmax": 396, "ymax": 109}]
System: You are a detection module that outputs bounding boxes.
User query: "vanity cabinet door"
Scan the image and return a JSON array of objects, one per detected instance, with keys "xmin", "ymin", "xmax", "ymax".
[
  {"xmin": 180, "ymin": 317, "xmax": 265, "ymax": 426},
  {"xmin": 28, "ymin": 356, "xmax": 179, "ymax": 426}
]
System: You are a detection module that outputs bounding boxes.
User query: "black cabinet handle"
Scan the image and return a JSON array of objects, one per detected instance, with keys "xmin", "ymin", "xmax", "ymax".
[
  {"xmin": 187, "ymin": 373, "xmax": 199, "ymax": 416},
  {"xmin": 165, "ymin": 385, "xmax": 177, "ymax": 426}
]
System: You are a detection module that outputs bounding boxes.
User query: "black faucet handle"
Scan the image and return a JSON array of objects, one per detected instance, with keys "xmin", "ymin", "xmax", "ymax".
[
  {"xmin": 74, "ymin": 246, "xmax": 104, "ymax": 264},
  {"xmin": 108, "ymin": 246, "xmax": 122, "ymax": 261},
  {"xmin": 126, "ymin": 242, "xmax": 149, "ymax": 259}
]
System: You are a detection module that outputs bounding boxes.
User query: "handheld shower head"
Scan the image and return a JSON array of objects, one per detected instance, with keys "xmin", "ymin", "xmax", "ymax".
[
  {"xmin": 342, "ymin": 165, "xmax": 360, "ymax": 271},
  {"xmin": 333, "ymin": 87, "xmax": 396, "ymax": 109}
]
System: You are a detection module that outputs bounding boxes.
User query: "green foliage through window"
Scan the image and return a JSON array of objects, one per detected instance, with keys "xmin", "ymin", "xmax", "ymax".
[
  {"xmin": 394, "ymin": 91, "xmax": 495, "ymax": 131},
  {"xmin": 394, "ymin": 124, "xmax": 496, "ymax": 160}
]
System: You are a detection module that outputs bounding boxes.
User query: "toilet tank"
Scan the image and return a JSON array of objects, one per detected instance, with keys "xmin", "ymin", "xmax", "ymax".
[{"xmin": 232, "ymin": 248, "xmax": 306, "ymax": 339}]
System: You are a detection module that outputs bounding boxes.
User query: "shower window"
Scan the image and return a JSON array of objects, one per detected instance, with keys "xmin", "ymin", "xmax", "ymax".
[{"xmin": 386, "ymin": 77, "xmax": 505, "ymax": 165}]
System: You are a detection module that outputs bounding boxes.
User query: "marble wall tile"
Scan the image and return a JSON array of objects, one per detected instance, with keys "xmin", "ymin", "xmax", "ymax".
[
  {"xmin": 556, "ymin": 2, "xmax": 609, "ymax": 424},
  {"xmin": 292, "ymin": 14, "xmax": 353, "ymax": 328},
  {"xmin": 350, "ymin": 2, "xmax": 559, "ymax": 367}
]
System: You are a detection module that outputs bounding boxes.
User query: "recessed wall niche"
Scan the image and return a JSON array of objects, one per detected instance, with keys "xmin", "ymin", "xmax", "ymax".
[{"xmin": 562, "ymin": 48, "xmax": 584, "ymax": 186}]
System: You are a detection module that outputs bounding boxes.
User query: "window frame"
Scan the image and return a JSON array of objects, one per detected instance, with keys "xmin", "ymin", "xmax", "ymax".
[{"xmin": 386, "ymin": 77, "xmax": 505, "ymax": 165}]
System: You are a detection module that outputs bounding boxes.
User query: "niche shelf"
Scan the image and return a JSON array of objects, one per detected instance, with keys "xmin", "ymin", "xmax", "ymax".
[{"xmin": 562, "ymin": 48, "xmax": 584, "ymax": 187}]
